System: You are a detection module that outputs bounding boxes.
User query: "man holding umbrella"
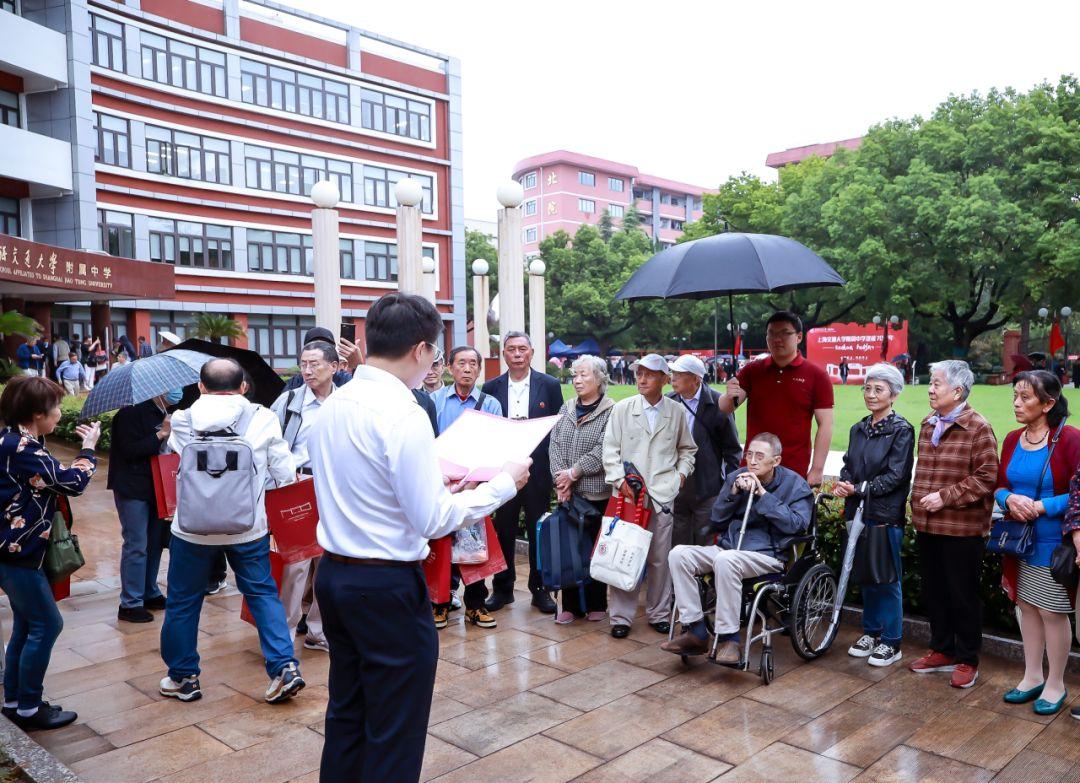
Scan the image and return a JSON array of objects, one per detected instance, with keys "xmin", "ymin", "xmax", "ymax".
[{"xmin": 718, "ymin": 311, "xmax": 834, "ymax": 486}]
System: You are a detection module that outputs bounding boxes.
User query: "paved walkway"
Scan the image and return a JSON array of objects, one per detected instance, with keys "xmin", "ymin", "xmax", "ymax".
[{"xmin": 4, "ymin": 444, "xmax": 1080, "ymax": 782}]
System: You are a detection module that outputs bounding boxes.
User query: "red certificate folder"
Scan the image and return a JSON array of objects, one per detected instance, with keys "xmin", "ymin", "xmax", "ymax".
[
  {"xmin": 150, "ymin": 454, "xmax": 180, "ymax": 519},
  {"xmin": 265, "ymin": 478, "xmax": 322, "ymax": 564}
]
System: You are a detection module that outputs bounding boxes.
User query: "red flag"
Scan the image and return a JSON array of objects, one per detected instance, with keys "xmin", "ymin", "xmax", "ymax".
[
  {"xmin": 734, "ymin": 333, "xmax": 742, "ymax": 357},
  {"xmin": 1050, "ymin": 319, "xmax": 1065, "ymax": 356}
]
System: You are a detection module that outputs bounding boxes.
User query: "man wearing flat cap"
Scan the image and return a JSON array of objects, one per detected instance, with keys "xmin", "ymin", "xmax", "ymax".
[
  {"xmin": 668, "ymin": 355, "xmax": 742, "ymax": 546},
  {"xmin": 602, "ymin": 354, "xmax": 697, "ymax": 638}
]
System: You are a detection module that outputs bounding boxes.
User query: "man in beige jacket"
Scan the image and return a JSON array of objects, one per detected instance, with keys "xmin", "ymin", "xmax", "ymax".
[{"xmin": 602, "ymin": 354, "xmax": 697, "ymax": 638}]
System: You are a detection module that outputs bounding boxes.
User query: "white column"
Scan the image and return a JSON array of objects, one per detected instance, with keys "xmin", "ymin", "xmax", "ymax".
[
  {"xmin": 496, "ymin": 181, "xmax": 525, "ymax": 372},
  {"xmin": 310, "ymin": 181, "xmax": 341, "ymax": 339},
  {"xmin": 472, "ymin": 259, "xmax": 490, "ymax": 358},
  {"xmin": 394, "ymin": 179, "xmax": 425, "ymax": 296},
  {"xmin": 528, "ymin": 259, "xmax": 546, "ymax": 372},
  {"xmin": 421, "ymin": 256, "xmax": 437, "ymax": 304}
]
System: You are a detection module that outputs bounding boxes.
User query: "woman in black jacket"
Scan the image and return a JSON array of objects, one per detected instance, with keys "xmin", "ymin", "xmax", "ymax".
[{"xmin": 834, "ymin": 362, "xmax": 915, "ymax": 668}]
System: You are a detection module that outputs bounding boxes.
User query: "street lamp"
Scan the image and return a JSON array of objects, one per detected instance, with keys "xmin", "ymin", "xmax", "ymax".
[
  {"xmin": 872, "ymin": 314, "xmax": 900, "ymax": 360},
  {"xmin": 1062, "ymin": 306, "xmax": 1073, "ymax": 365},
  {"xmin": 471, "ymin": 258, "xmax": 490, "ymax": 359},
  {"xmin": 310, "ymin": 180, "xmax": 341, "ymax": 339}
]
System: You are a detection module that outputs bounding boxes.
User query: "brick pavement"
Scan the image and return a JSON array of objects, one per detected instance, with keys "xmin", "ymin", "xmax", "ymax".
[{"xmin": 4, "ymin": 442, "xmax": 1080, "ymax": 782}]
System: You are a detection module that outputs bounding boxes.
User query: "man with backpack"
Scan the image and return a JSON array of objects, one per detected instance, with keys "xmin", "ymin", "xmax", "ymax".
[
  {"xmin": 159, "ymin": 358, "xmax": 304, "ymax": 705},
  {"xmin": 431, "ymin": 345, "xmax": 503, "ymax": 629}
]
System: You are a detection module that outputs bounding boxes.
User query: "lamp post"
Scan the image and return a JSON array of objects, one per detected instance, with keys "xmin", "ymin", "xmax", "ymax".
[
  {"xmin": 872, "ymin": 314, "xmax": 900, "ymax": 360},
  {"xmin": 528, "ymin": 258, "xmax": 546, "ymax": 372},
  {"xmin": 394, "ymin": 178, "xmax": 425, "ymax": 295},
  {"xmin": 421, "ymin": 255, "xmax": 437, "ymax": 304},
  {"xmin": 1038, "ymin": 306, "xmax": 1051, "ymax": 356},
  {"xmin": 310, "ymin": 180, "xmax": 341, "ymax": 339},
  {"xmin": 496, "ymin": 181, "xmax": 525, "ymax": 372},
  {"xmin": 471, "ymin": 258, "xmax": 490, "ymax": 359},
  {"xmin": 1062, "ymin": 306, "xmax": 1072, "ymax": 365}
]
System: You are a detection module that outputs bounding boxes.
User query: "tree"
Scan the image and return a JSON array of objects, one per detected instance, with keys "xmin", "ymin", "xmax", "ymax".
[
  {"xmin": 464, "ymin": 229, "xmax": 498, "ymax": 325},
  {"xmin": 621, "ymin": 203, "xmax": 642, "ymax": 232},
  {"xmin": 190, "ymin": 313, "xmax": 243, "ymax": 343},
  {"xmin": 0, "ymin": 311, "xmax": 41, "ymax": 340},
  {"xmin": 597, "ymin": 209, "xmax": 615, "ymax": 242}
]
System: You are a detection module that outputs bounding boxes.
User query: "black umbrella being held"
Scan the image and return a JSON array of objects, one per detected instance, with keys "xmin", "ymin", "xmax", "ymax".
[{"xmin": 165, "ymin": 338, "xmax": 285, "ymax": 408}]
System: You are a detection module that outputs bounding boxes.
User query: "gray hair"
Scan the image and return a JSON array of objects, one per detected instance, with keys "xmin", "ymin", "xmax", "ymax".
[
  {"xmin": 865, "ymin": 362, "xmax": 904, "ymax": 397},
  {"xmin": 929, "ymin": 360, "xmax": 974, "ymax": 400},
  {"xmin": 571, "ymin": 354, "xmax": 609, "ymax": 394},
  {"xmin": 749, "ymin": 432, "xmax": 783, "ymax": 455},
  {"xmin": 503, "ymin": 331, "xmax": 531, "ymax": 347},
  {"xmin": 301, "ymin": 341, "xmax": 338, "ymax": 364}
]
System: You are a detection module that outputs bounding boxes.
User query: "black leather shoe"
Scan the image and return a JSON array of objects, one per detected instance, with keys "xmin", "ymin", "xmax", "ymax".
[
  {"xmin": 144, "ymin": 595, "xmax": 167, "ymax": 611},
  {"xmin": 611, "ymin": 624, "xmax": 630, "ymax": 639},
  {"xmin": 531, "ymin": 591, "xmax": 557, "ymax": 614},
  {"xmin": 484, "ymin": 593, "xmax": 515, "ymax": 612},
  {"xmin": 2, "ymin": 701, "xmax": 60, "ymax": 721},
  {"xmin": 118, "ymin": 606, "xmax": 154, "ymax": 623},
  {"xmin": 649, "ymin": 621, "xmax": 671, "ymax": 634},
  {"xmin": 12, "ymin": 704, "xmax": 77, "ymax": 731}
]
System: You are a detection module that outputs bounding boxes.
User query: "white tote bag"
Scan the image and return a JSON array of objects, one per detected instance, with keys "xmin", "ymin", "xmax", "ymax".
[{"xmin": 590, "ymin": 517, "xmax": 652, "ymax": 591}]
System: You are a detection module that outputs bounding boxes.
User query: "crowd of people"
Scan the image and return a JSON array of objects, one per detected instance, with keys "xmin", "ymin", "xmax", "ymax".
[
  {"xmin": 0, "ymin": 295, "xmax": 1079, "ymax": 782},
  {"xmin": 15, "ymin": 332, "xmax": 156, "ymax": 393}
]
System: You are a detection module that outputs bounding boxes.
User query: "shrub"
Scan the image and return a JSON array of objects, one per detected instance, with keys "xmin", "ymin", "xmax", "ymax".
[{"xmin": 0, "ymin": 385, "xmax": 114, "ymax": 451}]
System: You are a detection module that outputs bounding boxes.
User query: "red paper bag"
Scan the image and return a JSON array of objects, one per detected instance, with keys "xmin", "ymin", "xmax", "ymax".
[
  {"xmin": 423, "ymin": 536, "xmax": 452, "ymax": 604},
  {"xmin": 51, "ymin": 577, "xmax": 70, "ymax": 602},
  {"xmin": 458, "ymin": 517, "xmax": 506, "ymax": 586},
  {"xmin": 265, "ymin": 479, "xmax": 322, "ymax": 564},
  {"xmin": 151, "ymin": 454, "xmax": 180, "ymax": 519},
  {"xmin": 240, "ymin": 549, "xmax": 285, "ymax": 626}
]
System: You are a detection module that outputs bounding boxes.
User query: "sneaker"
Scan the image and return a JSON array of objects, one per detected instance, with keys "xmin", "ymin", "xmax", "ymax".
[
  {"xmin": 2, "ymin": 701, "xmax": 59, "ymax": 721},
  {"xmin": 11, "ymin": 704, "xmax": 77, "ymax": 731},
  {"xmin": 433, "ymin": 606, "xmax": 449, "ymax": 629},
  {"xmin": 908, "ymin": 650, "xmax": 957, "ymax": 674},
  {"xmin": 205, "ymin": 579, "xmax": 228, "ymax": 596},
  {"xmin": 303, "ymin": 638, "xmax": 329, "ymax": 652},
  {"xmin": 117, "ymin": 606, "xmax": 154, "ymax": 623},
  {"xmin": 265, "ymin": 662, "xmax": 305, "ymax": 704},
  {"xmin": 586, "ymin": 611, "xmax": 607, "ymax": 622},
  {"xmin": 159, "ymin": 675, "xmax": 202, "ymax": 702},
  {"xmin": 555, "ymin": 611, "xmax": 574, "ymax": 625},
  {"xmin": 450, "ymin": 592, "xmax": 463, "ymax": 611},
  {"xmin": 1069, "ymin": 704, "xmax": 1080, "ymax": 721},
  {"xmin": 465, "ymin": 608, "xmax": 497, "ymax": 628},
  {"xmin": 848, "ymin": 634, "xmax": 876, "ymax": 658},
  {"xmin": 950, "ymin": 663, "xmax": 979, "ymax": 689},
  {"xmin": 868, "ymin": 643, "xmax": 902, "ymax": 667}
]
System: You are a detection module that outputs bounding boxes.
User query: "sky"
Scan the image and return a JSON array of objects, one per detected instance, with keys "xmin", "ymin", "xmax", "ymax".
[{"xmin": 287, "ymin": 0, "xmax": 1080, "ymax": 220}]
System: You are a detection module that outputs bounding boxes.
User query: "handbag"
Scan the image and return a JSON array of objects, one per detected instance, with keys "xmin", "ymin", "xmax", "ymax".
[
  {"xmin": 590, "ymin": 515, "xmax": 653, "ymax": 591},
  {"xmin": 987, "ymin": 420, "xmax": 1065, "ymax": 556},
  {"xmin": 1049, "ymin": 539, "xmax": 1079, "ymax": 590},
  {"xmin": 42, "ymin": 512, "xmax": 85, "ymax": 583},
  {"xmin": 853, "ymin": 523, "xmax": 900, "ymax": 585}
]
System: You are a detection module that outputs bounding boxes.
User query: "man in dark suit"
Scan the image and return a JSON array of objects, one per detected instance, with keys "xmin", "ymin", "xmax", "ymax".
[
  {"xmin": 481, "ymin": 331, "xmax": 564, "ymax": 613},
  {"xmin": 668, "ymin": 355, "xmax": 742, "ymax": 546}
]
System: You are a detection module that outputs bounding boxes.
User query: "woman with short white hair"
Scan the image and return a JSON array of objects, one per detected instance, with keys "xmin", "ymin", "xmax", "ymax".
[
  {"xmin": 834, "ymin": 363, "xmax": 916, "ymax": 667},
  {"xmin": 548, "ymin": 354, "xmax": 614, "ymax": 624}
]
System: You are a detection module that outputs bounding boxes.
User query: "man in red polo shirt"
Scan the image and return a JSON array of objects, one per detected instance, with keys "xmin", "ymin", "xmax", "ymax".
[{"xmin": 717, "ymin": 311, "xmax": 834, "ymax": 486}]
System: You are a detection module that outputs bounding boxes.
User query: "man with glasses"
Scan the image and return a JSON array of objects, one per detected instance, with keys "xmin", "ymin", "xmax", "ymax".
[{"xmin": 717, "ymin": 311, "xmax": 834, "ymax": 486}]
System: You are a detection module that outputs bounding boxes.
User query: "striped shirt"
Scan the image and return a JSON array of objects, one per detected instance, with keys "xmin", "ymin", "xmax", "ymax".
[{"xmin": 911, "ymin": 405, "xmax": 999, "ymax": 537}]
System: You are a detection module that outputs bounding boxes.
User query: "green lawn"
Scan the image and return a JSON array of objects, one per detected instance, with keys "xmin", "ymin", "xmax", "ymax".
[{"xmin": 563, "ymin": 382, "xmax": 1080, "ymax": 452}]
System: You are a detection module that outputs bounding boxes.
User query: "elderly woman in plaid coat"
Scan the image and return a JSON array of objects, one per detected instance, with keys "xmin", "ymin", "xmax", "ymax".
[{"xmin": 548, "ymin": 354, "xmax": 615, "ymax": 624}]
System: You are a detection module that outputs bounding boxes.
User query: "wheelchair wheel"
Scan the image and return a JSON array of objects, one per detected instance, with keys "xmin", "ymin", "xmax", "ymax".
[
  {"xmin": 759, "ymin": 647, "xmax": 774, "ymax": 685},
  {"xmin": 788, "ymin": 562, "xmax": 839, "ymax": 660}
]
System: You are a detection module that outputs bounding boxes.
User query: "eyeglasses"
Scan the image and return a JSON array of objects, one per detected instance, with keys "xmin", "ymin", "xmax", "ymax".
[
  {"xmin": 299, "ymin": 361, "xmax": 330, "ymax": 371},
  {"xmin": 766, "ymin": 330, "xmax": 798, "ymax": 340},
  {"xmin": 745, "ymin": 450, "xmax": 774, "ymax": 463}
]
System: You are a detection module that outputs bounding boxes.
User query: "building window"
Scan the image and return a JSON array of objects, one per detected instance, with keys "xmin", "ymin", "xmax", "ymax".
[
  {"xmin": 608, "ymin": 204, "xmax": 624, "ymax": 218},
  {"xmin": 671, "ymin": 196, "xmax": 683, "ymax": 208},
  {"xmin": 520, "ymin": 172, "xmax": 537, "ymax": 189},
  {"xmin": 608, "ymin": 177, "xmax": 624, "ymax": 192},
  {"xmin": 524, "ymin": 227, "xmax": 537, "ymax": 243},
  {"xmin": 0, "ymin": 90, "xmax": 19, "ymax": 128},
  {"xmin": 90, "ymin": 14, "xmax": 125, "ymax": 71},
  {"xmin": 241, "ymin": 59, "xmax": 350, "ymax": 124},
  {"xmin": 360, "ymin": 88, "xmax": 431, "ymax": 141},
  {"xmin": 245, "ymin": 314, "xmax": 315, "ymax": 366},
  {"xmin": 147, "ymin": 217, "xmax": 233, "ymax": 269},
  {"xmin": 671, "ymin": 219, "xmax": 684, "ymax": 231},
  {"xmin": 338, "ymin": 238, "xmax": 355, "ymax": 280},
  {"xmin": 245, "ymin": 145, "xmax": 352, "ymax": 200},
  {"xmin": 660, "ymin": 193, "xmax": 672, "ymax": 205},
  {"xmin": 633, "ymin": 187, "xmax": 650, "ymax": 201},
  {"xmin": 524, "ymin": 199, "xmax": 537, "ymax": 216},
  {"xmin": 578, "ymin": 198, "xmax": 595, "ymax": 214},
  {"xmin": 145, "ymin": 125, "xmax": 230, "ymax": 184},
  {"xmin": 0, "ymin": 197, "xmax": 19, "ymax": 237},
  {"xmin": 660, "ymin": 218, "xmax": 671, "ymax": 230},
  {"xmin": 247, "ymin": 230, "xmax": 307, "ymax": 276},
  {"xmin": 140, "ymin": 32, "xmax": 226, "ymax": 97},
  {"xmin": 94, "ymin": 113, "xmax": 130, "ymax": 167},
  {"xmin": 0, "ymin": 1, "xmax": 16, "ymax": 13},
  {"xmin": 361, "ymin": 166, "xmax": 433, "ymax": 213},
  {"xmin": 363, "ymin": 240, "xmax": 396, "ymax": 282},
  {"xmin": 578, "ymin": 171, "xmax": 595, "ymax": 187},
  {"xmin": 97, "ymin": 210, "xmax": 134, "ymax": 258}
]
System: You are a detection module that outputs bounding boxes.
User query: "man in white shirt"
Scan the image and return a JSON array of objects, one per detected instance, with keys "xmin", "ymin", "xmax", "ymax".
[
  {"xmin": 308, "ymin": 293, "xmax": 529, "ymax": 783},
  {"xmin": 271, "ymin": 341, "xmax": 340, "ymax": 653},
  {"xmin": 158, "ymin": 358, "xmax": 304, "ymax": 706}
]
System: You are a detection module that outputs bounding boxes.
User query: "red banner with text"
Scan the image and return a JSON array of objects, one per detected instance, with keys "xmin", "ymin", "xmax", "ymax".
[{"xmin": 806, "ymin": 321, "xmax": 909, "ymax": 384}]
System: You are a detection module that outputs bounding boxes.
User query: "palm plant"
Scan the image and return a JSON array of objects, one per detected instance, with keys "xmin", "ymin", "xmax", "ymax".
[{"xmin": 190, "ymin": 313, "xmax": 243, "ymax": 344}]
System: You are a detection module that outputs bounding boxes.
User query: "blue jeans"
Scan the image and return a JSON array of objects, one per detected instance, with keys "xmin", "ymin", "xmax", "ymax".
[
  {"xmin": 160, "ymin": 535, "xmax": 295, "ymax": 681},
  {"xmin": 0, "ymin": 564, "xmax": 64, "ymax": 710},
  {"xmin": 114, "ymin": 494, "xmax": 166, "ymax": 609},
  {"xmin": 861, "ymin": 525, "xmax": 904, "ymax": 647}
]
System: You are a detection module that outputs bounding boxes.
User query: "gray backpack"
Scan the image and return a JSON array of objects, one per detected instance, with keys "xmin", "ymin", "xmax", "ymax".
[{"xmin": 175, "ymin": 405, "xmax": 259, "ymax": 536}]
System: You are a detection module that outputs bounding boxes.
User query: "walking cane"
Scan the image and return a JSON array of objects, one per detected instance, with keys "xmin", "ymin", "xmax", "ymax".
[{"xmin": 734, "ymin": 491, "xmax": 755, "ymax": 551}]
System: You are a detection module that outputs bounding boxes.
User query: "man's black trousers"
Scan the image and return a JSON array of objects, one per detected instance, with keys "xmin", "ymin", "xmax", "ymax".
[{"xmin": 492, "ymin": 480, "xmax": 550, "ymax": 597}]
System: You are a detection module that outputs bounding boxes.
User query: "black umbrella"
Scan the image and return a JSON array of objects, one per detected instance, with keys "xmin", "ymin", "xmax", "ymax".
[
  {"xmin": 166, "ymin": 338, "xmax": 284, "ymax": 407},
  {"xmin": 615, "ymin": 232, "xmax": 845, "ymax": 355}
]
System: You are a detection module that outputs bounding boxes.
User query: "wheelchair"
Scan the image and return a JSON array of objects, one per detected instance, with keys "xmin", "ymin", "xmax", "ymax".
[{"xmin": 667, "ymin": 492, "xmax": 840, "ymax": 684}]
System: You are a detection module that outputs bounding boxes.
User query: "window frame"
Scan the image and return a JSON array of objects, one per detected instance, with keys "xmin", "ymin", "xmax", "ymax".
[
  {"xmin": 578, "ymin": 171, "xmax": 596, "ymax": 187},
  {"xmin": 90, "ymin": 14, "xmax": 125, "ymax": 71},
  {"xmin": 246, "ymin": 229, "xmax": 309, "ymax": 276},
  {"xmin": 608, "ymin": 177, "xmax": 624, "ymax": 192},
  {"xmin": 578, "ymin": 198, "xmax": 596, "ymax": 214},
  {"xmin": 147, "ymin": 217, "xmax": 234, "ymax": 270},
  {"xmin": 0, "ymin": 89, "xmax": 19, "ymax": 128},
  {"xmin": 97, "ymin": 209, "xmax": 134, "ymax": 258},
  {"xmin": 145, "ymin": 124, "xmax": 231, "ymax": 185},
  {"xmin": 359, "ymin": 87, "xmax": 431, "ymax": 141},
  {"xmin": 241, "ymin": 59, "xmax": 350, "ymax": 125},
  {"xmin": 94, "ymin": 112, "xmax": 131, "ymax": 168},
  {"xmin": 0, "ymin": 196, "xmax": 20, "ymax": 237}
]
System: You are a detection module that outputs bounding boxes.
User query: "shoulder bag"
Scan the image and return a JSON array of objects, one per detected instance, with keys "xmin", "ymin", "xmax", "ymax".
[{"xmin": 43, "ymin": 512, "xmax": 85, "ymax": 583}]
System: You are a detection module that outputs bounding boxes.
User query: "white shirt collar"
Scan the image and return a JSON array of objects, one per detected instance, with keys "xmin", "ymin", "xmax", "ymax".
[
  {"xmin": 508, "ymin": 374, "xmax": 530, "ymax": 388},
  {"xmin": 350, "ymin": 364, "xmax": 414, "ymax": 402}
]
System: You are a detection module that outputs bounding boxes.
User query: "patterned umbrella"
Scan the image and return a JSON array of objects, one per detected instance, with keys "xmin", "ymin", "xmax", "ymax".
[{"xmin": 81, "ymin": 350, "xmax": 212, "ymax": 419}]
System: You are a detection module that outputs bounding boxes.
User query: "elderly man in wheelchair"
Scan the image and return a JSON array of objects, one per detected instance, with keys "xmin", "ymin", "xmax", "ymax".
[{"xmin": 661, "ymin": 432, "xmax": 814, "ymax": 666}]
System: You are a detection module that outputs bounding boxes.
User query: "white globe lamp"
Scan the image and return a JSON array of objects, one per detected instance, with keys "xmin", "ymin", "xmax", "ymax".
[
  {"xmin": 471, "ymin": 258, "xmax": 489, "ymax": 276},
  {"xmin": 310, "ymin": 180, "xmax": 340, "ymax": 209},
  {"xmin": 496, "ymin": 181, "xmax": 524, "ymax": 208},
  {"xmin": 394, "ymin": 178, "xmax": 424, "ymax": 208},
  {"xmin": 528, "ymin": 259, "xmax": 546, "ymax": 276}
]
